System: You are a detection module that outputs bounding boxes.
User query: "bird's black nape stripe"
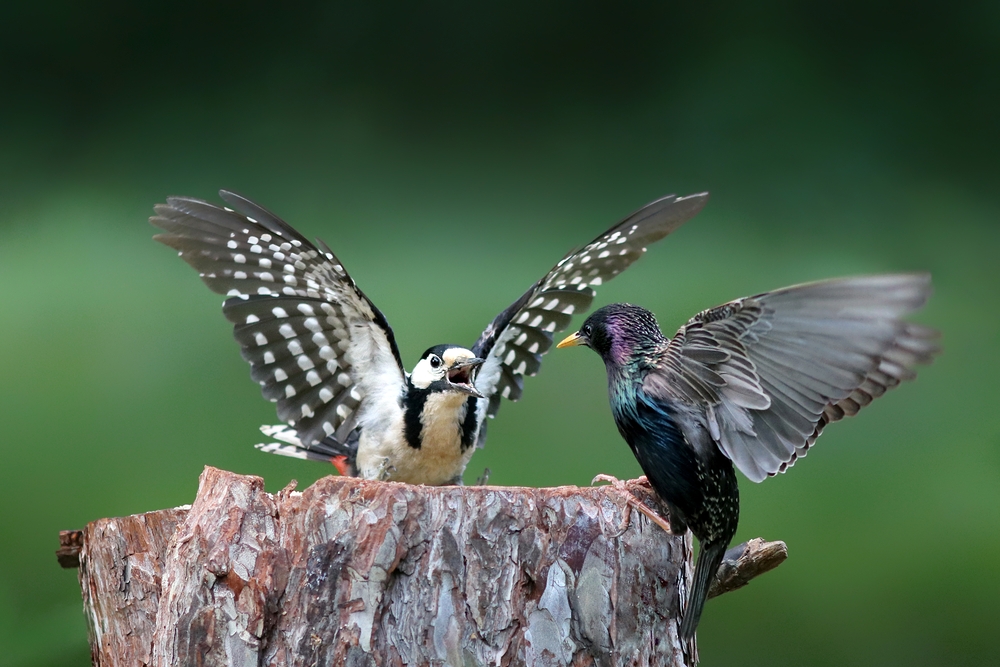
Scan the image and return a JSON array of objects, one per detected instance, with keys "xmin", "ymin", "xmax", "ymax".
[
  {"xmin": 460, "ymin": 397, "xmax": 479, "ymax": 451},
  {"xmin": 402, "ymin": 386, "xmax": 430, "ymax": 450}
]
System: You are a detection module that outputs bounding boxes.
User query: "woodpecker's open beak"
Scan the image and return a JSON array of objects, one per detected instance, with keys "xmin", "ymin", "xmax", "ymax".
[
  {"xmin": 557, "ymin": 331, "xmax": 588, "ymax": 348},
  {"xmin": 446, "ymin": 357, "xmax": 486, "ymax": 398}
]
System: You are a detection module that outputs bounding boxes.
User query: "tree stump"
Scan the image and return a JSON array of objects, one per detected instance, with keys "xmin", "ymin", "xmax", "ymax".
[{"xmin": 58, "ymin": 467, "xmax": 786, "ymax": 667}]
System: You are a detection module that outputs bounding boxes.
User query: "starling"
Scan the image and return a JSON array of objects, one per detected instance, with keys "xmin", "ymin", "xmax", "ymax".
[{"xmin": 557, "ymin": 274, "xmax": 938, "ymax": 637}]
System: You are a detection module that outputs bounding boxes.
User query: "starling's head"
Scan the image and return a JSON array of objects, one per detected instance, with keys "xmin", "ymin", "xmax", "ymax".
[
  {"xmin": 557, "ymin": 303, "xmax": 664, "ymax": 366},
  {"xmin": 409, "ymin": 344, "xmax": 486, "ymax": 397}
]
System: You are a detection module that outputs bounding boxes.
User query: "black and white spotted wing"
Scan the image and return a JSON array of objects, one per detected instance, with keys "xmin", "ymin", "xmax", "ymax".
[
  {"xmin": 151, "ymin": 190, "xmax": 406, "ymax": 453},
  {"xmin": 471, "ymin": 193, "xmax": 709, "ymax": 429}
]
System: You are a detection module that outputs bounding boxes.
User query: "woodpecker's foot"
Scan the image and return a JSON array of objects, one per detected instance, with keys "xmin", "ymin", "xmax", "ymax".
[
  {"xmin": 475, "ymin": 468, "xmax": 491, "ymax": 486},
  {"xmin": 376, "ymin": 457, "xmax": 397, "ymax": 482},
  {"xmin": 592, "ymin": 474, "xmax": 673, "ymax": 536}
]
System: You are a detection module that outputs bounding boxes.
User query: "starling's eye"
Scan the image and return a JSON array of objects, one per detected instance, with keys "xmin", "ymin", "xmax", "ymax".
[
  {"xmin": 429, "ymin": 355, "xmax": 442, "ymax": 369},
  {"xmin": 583, "ymin": 324, "xmax": 593, "ymax": 336}
]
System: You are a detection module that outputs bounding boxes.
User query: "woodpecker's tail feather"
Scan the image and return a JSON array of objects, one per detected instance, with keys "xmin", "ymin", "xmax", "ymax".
[
  {"xmin": 679, "ymin": 540, "xmax": 728, "ymax": 639},
  {"xmin": 255, "ymin": 424, "xmax": 359, "ymax": 476}
]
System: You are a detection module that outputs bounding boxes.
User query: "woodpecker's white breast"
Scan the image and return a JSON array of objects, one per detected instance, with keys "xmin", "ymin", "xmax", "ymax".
[{"xmin": 355, "ymin": 391, "xmax": 478, "ymax": 485}]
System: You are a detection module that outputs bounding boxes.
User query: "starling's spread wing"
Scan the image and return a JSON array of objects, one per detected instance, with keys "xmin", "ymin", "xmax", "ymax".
[
  {"xmin": 152, "ymin": 191, "xmax": 406, "ymax": 453},
  {"xmin": 644, "ymin": 274, "xmax": 939, "ymax": 482},
  {"xmin": 472, "ymin": 193, "xmax": 709, "ymax": 432}
]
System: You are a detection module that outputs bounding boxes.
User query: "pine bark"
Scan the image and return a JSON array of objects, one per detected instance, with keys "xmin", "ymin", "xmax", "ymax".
[{"xmin": 61, "ymin": 466, "xmax": 785, "ymax": 667}]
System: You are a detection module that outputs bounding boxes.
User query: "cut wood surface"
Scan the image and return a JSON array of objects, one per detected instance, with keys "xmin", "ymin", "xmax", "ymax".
[{"xmin": 61, "ymin": 466, "xmax": 786, "ymax": 667}]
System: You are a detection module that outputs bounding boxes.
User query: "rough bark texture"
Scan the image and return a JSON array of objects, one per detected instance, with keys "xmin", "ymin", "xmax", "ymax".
[{"xmin": 64, "ymin": 466, "xmax": 786, "ymax": 667}]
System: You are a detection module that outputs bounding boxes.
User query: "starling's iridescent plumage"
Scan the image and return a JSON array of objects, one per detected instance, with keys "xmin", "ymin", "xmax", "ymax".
[{"xmin": 559, "ymin": 275, "xmax": 939, "ymax": 638}]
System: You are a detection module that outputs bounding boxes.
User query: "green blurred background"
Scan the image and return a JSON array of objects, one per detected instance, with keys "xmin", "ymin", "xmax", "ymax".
[{"xmin": 1, "ymin": 2, "xmax": 997, "ymax": 665}]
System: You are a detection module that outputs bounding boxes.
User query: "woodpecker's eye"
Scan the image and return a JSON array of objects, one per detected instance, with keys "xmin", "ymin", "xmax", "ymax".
[{"xmin": 429, "ymin": 355, "xmax": 442, "ymax": 369}]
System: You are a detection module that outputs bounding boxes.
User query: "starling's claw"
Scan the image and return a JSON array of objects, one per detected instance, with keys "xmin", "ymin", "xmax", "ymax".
[
  {"xmin": 475, "ymin": 468, "xmax": 491, "ymax": 486},
  {"xmin": 592, "ymin": 474, "xmax": 673, "ymax": 535}
]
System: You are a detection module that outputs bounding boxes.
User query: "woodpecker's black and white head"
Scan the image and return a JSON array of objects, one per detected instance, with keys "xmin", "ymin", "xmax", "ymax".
[{"xmin": 408, "ymin": 345, "xmax": 485, "ymax": 398}]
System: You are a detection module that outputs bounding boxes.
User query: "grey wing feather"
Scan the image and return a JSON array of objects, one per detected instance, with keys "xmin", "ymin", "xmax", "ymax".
[
  {"xmin": 151, "ymin": 190, "xmax": 406, "ymax": 452},
  {"xmin": 472, "ymin": 192, "xmax": 710, "ymax": 435},
  {"xmin": 645, "ymin": 274, "xmax": 939, "ymax": 482}
]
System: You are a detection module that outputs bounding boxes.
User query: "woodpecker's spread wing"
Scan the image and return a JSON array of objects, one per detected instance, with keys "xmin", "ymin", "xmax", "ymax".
[
  {"xmin": 151, "ymin": 191, "xmax": 406, "ymax": 452},
  {"xmin": 472, "ymin": 193, "xmax": 709, "ymax": 426},
  {"xmin": 643, "ymin": 274, "xmax": 939, "ymax": 482}
]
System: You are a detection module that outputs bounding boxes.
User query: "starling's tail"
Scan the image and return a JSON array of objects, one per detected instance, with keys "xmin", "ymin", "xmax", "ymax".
[{"xmin": 679, "ymin": 540, "xmax": 728, "ymax": 639}]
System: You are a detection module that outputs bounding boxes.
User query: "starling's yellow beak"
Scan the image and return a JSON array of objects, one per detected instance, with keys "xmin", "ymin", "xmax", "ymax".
[{"xmin": 557, "ymin": 331, "xmax": 586, "ymax": 349}]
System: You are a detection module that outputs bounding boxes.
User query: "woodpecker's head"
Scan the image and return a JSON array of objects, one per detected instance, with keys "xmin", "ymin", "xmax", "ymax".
[
  {"xmin": 409, "ymin": 345, "xmax": 486, "ymax": 397},
  {"xmin": 556, "ymin": 303, "xmax": 664, "ymax": 366}
]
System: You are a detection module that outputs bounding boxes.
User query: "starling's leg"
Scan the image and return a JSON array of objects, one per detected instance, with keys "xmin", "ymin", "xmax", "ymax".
[
  {"xmin": 592, "ymin": 474, "xmax": 673, "ymax": 535},
  {"xmin": 475, "ymin": 468, "xmax": 491, "ymax": 486}
]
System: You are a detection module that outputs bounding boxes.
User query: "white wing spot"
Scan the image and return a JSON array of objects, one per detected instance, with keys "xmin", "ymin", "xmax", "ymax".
[
  {"xmin": 234, "ymin": 254, "xmax": 247, "ymax": 264},
  {"xmin": 504, "ymin": 350, "xmax": 516, "ymax": 365},
  {"xmin": 544, "ymin": 298, "xmax": 559, "ymax": 310},
  {"xmin": 259, "ymin": 258, "xmax": 272, "ymax": 269},
  {"xmin": 279, "ymin": 323, "xmax": 296, "ymax": 339},
  {"xmin": 514, "ymin": 361, "xmax": 527, "ymax": 375},
  {"xmin": 251, "ymin": 245, "xmax": 263, "ymax": 254},
  {"xmin": 297, "ymin": 355, "xmax": 315, "ymax": 371},
  {"xmin": 306, "ymin": 370, "xmax": 321, "ymax": 386},
  {"xmin": 245, "ymin": 314, "xmax": 260, "ymax": 323},
  {"xmin": 288, "ymin": 340, "xmax": 304, "ymax": 356},
  {"xmin": 319, "ymin": 388, "xmax": 334, "ymax": 403},
  {"xmin": 597, "ymin": 250, "xmax": 610, "ymax": 258},
  {"xmin": 528, "ymin": 342, "xmax": 539, "ymax": 353},
  {"xmin": 248, "ymin": 236, "xmax": 259, "ymax": 245},
  {"xmin": 227, "ymin": 240, "xmax": 238, "ymax": 249},
  {"xmin": 336, "ymin": 404, "xmax": 350, "ymax": 419},
  {"xmin": 515, "ymin": 312, "xmax": 530, "ymax": 324},
  {"xmin": 303, "ymin": 317, "xmax": 322, "ymax": 333},
  {"xmin": 297, "ymin": 303, "xmax": 316, "ymax": 316},
  {"xmin": 274, "ymin": 368, "xmax": 288, "ymax": 381},
  {"xmin": 323, "ymin": 421, "xmax": 335, "ymax": 435},
  {"xmin": 514, "ymin": 332, "xmax": 527, "ymax": 345},
  {"xmin": 300, "ymin": 404, "xmax": 313, "ymax": 419},
  {"xmin": 502, "ymin": 386, "xmax": 511, "ymax": 398},
  {"xmin": 272, "ymin": 307, "xmax": 289, "ymax": 318},
  {"xmin": 263, "ymin": 351, "xmax": 275, "ymax": 364},
  {"xmin": 234, "ymin": 271, "xmax": 247, "ymax": 280},
  {"xmin": 337, "ymin": 372, "xmax": 352, "ymax": 386},
  {"xmin": 529, "ymin": 314, "xmax": 543, "ymax": 327},
  {"xmin": 254, "ymin": 333, "xmax": 268, "ymax": 346},
  {"xmin": 259, "ymin": 272, "xmax": 274, "ymax": 282}
]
